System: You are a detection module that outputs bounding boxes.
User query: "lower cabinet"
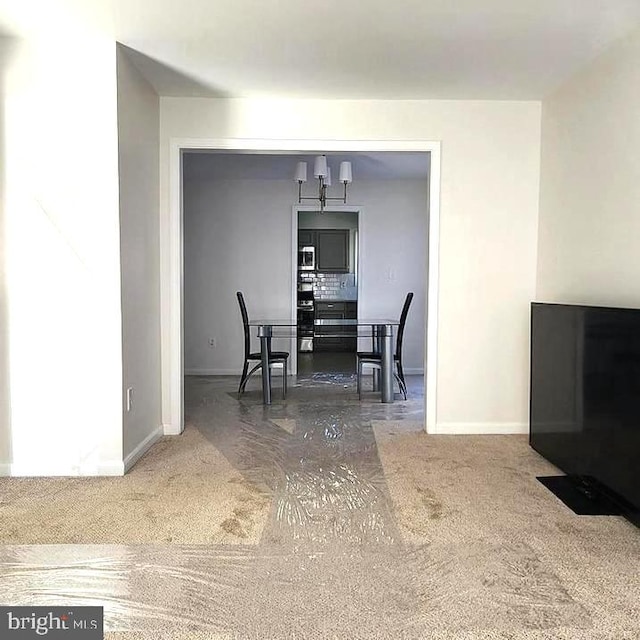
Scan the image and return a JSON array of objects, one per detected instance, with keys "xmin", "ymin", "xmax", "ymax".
[{"xmin": 315, "ymin": 301, "xmax": 357, "ymax": 352}]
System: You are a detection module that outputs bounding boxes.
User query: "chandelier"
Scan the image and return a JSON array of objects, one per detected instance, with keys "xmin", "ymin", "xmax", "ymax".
[{"xmin": 294, "ymin": 155, "xmax": 353, "ymax": 212}]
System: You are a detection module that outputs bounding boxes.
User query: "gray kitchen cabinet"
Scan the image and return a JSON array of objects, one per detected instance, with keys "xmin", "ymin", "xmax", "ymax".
[
  {"xmin": 344, "ymin": 301, "xmax": 357, "ymax": 352},
  {"xmin": 315, "ymin": 301, "xmax": 357, "ymax": 352},
  {"xmin": 298, "ymin": 229, "xmax": 316, "ymax": 247},
  {"xmin": 316, "ymin": 230, "xmax": 349, "ymax": 272}
]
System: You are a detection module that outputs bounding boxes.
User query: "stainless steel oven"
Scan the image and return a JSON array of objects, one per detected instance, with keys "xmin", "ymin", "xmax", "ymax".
[
  {"xmin": 297, "ymin": 299, "xmax": 314, "ymax": 352},
  {"xmin": 298, "ymin": 246, "xmax": 315, "ymax": 271}
]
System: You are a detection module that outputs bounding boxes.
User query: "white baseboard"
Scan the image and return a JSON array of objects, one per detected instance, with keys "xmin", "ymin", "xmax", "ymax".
[
  {"xmin": 92, "ymin": 461, "xmax": 126, "ymax": 476},
  {"xmin": 163, "ymin": 422, "xmax": 184, "ymax": 436},
  {"xmin": 357, "ymin": 366, "xmax": 424, "ymax": 375},
  {"xmin": 1, "ymin": 427, "xmax": 163, "ymax": 477},
  {"xmin": 186, "ymin": 365, "xmax": 419, "ymax": 377},
  {"xmin": 185, "ymin": 365, "xmax": 287, "ymax": 377},
  {"xmin": 435, "ymin": 422, "xmax": 528, "ymax": 435},
  {"xmin": 124, "ymin": 426, "xmax": 163, "ymax": 473},
  {"xmin": 185, "ymin": 368, "xmax": 237, "ymax": 376}
]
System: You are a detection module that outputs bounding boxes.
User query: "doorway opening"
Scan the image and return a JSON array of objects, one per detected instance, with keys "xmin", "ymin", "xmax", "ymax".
[
  {"xmin": 295, "ymin": 210, "xmax": 359, "ymax": 378},
  {"xmin": 168, "ymin": 141, "xmax": 440, "ymax": 433}
]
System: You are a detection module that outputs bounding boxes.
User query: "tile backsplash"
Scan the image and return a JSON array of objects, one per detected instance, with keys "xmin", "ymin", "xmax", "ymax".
[{"xmin": 313, "ymin": 273, "xmax": 357, "ymax": 301}]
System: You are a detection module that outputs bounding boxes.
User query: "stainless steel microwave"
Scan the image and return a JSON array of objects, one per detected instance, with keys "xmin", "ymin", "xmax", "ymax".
[{"xmin": 298, "ymin": 246, "xmax": 315, "ymax": 271}]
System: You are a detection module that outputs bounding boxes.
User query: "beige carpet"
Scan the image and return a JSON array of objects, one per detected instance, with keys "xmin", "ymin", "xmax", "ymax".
[
  {"xmin": 373, "ymin": 424, "xmax": 640, "ymax": 639},
  {"xmin": 0, "ymin": 425, "xmax": 271, "ymax": 544}
]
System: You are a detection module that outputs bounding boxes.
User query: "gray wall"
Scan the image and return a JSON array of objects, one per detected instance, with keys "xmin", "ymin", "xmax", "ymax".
[
  {"xmin": 117, "ymin": 46, "xmax": 162, "ymax": 459},
  {"xmin": 183, "ymin": 161, "xmax": 428, "ymax": 374}
]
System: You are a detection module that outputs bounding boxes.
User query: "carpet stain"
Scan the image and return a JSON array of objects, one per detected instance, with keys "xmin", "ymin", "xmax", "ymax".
[
  {"xmin": 127, "ymin": 492, "xmax": 151, "ymax": 501},
  {"xmin": 555, "ymin": 520, "xmax": 584, "ymax": 535},
  {"xmin": 233, "ymin": 506, "xmax": 258, "ymax": 521},
  {"xmin": 220, "ymin": 517, "xmax": 248, "ymax": 538},
  {"xmin": 416, "ymin": 486, "xmax": 444, "ymax": 520}
]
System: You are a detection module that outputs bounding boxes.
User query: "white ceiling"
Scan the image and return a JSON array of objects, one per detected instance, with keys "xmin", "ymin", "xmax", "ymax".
[
  {"xmin": 114, "ymin": 0, "xmax": 640, "ymax": 100},
  {"xmin": 183, "ymin": 152, "xmax": 430, "ymax": 181}
]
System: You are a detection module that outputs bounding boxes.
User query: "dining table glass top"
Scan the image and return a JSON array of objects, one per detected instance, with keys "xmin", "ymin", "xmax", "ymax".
[{"xmin": 248, "ymin": 318, "xmax": 399, "ymax": 326}]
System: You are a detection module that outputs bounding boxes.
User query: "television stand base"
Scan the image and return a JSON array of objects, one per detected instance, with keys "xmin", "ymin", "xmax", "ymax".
[{"xmin": 537, "ymin": 475, "xmax": 623, "ymax": 516}]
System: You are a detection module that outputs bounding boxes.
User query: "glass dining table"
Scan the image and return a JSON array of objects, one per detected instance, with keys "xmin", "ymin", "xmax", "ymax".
[{"xmin": 247, "ymin": 318, "xmax": 400, "ymax": 405}]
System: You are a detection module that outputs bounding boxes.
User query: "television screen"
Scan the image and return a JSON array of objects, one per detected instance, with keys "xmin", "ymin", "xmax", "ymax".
[{"xmin": 530, "ymin": 303, "xmax": 640, "ymax": 525}]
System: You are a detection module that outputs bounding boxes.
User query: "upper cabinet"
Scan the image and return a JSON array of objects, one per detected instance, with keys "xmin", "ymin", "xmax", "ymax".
[
  {"xmin": 298, "ymin": 228, "xmax": 351, "ymax": 272},
  {"xmin": 298, "ymin": 229, "xmax": 316, "ymax": 247},
  {"xmin": 316, "ymin": 230, "xmax": 350, "ymax": 272}
]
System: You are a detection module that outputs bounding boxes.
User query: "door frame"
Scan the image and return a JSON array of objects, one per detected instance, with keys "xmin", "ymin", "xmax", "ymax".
[{"xmin": 165, "ymin": 139, "xmax": 441, "ymax": 434}]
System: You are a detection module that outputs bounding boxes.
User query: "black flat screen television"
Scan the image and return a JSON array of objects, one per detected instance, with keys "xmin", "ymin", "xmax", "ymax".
[{"xmin": 530, "ymin": 302, "xmax": 640, "ymax": 526}]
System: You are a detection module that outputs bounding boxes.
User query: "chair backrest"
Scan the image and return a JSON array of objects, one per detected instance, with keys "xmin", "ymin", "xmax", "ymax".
[
  {"xmin": 236, "ymin": 291, "xmax": 251, "ymax": 359},
  {"xmin": 395, "ymin": 292, "xmax": 414, "ymax": 359}
]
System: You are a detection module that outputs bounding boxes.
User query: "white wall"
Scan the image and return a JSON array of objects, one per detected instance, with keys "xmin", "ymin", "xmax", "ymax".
[
  {"xmin": 1, "ymin": 4, "xmax": 124, "ymax": 474},
  {"xmin": 537, "ymin": 26, "xmax": 640, "ymax": 307},
  {"xmin": 0, "ymin": 34, "xmax": 11, "ymax": 471},
  {"xmin": 182, "ymin": 173, "xmax": 428, "ymax": 375},
  {"xmin": 162, "ymin": 98, "xmax": 541, "ymax": 433},
  {"xmin": 116, "ymin": 46, "xmax": 162, "ymax": 464}
]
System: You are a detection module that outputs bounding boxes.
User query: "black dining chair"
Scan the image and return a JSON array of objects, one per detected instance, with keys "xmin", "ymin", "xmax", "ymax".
[
  {"xmin": 356, "ymin": 292, "xmax": 414, "ymax": 400},
  {"xmin": 237, "ymin": 292, "xmax": 289, "ymax": 397}
]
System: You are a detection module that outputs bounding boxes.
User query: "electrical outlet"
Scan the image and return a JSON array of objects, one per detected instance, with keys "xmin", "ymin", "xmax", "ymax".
[
  {"xmin": 126, "ymin": 387, "xmax": 134, "ymax": 412},
  {"xmin": 208, "ymin": 338, "xmax": 216, "ymax": 348}
]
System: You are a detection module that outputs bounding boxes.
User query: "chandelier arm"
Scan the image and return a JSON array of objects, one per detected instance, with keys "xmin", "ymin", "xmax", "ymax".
[
  {"xmin": 296, "ymin": 171, "xmax": 350, "ymax": 210},
  {"xmin": 321, "ymin": 183, "xmax": 349, "ymax": 203}
]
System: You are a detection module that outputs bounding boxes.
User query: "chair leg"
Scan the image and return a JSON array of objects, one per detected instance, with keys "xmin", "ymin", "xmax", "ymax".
[
  {"xmin": 239, "ymin": 362, "xmax": 262, "ymax": 394},
  {"xmin": 357, "ymin": 359, "xmax": 362, "ymax": 399},
  {"xmin": 394, "ymin": 373, "xmax": 407, "ymax": 400},
  {"xmin": 396, "ymin": 360, "xmax": 407, "ymax": 399},
  {"xmin": 238, "ymin": 361, "xmax": 249, "ymax": 394},
  {"xmin": 282, "ymin": 360, "xmax": 288, "ymax": 399}
]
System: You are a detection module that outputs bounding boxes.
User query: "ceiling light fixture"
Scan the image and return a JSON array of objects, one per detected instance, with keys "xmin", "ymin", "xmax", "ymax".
[{"xmin": 294, "ymin": 155, "xmax": 353, "ymax": 212}]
